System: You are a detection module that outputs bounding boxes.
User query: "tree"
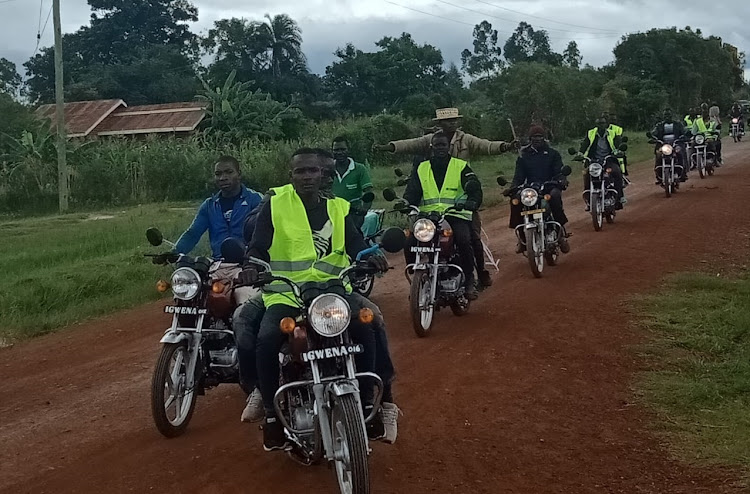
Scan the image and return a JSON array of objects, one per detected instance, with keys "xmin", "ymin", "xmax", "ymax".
[
  {"xmin": 258, "ymin": 14, "xmax": 306, "ymax": 80},
  {"xmin": 461, "ymin": 21, "xmax": 504, "ymax": 79},
  {"xmin": 0, "ymin": 58, "xmax": 23, "ymax": 98},
  {"xmin": 562, "ymin": 41, "xmax": 582, "ymax": 69},
  {"xmin": 503, "ymin": 22, "xmax": 562, "ymax": 66},
  {"xmin": 202, "ymin": 18, "xmax": 269, "ymax": 85}
]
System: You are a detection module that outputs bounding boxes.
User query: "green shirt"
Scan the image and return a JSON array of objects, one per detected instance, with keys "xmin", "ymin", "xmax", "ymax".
[{"xmin": 332, "ymin": 159, "xmax": 373, "ymax": 204}]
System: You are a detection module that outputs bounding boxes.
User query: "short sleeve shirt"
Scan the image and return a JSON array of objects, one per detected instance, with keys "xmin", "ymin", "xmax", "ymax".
[{"xmin": 332, "ymin": 159, "xmax": 373, "ymax": 203}]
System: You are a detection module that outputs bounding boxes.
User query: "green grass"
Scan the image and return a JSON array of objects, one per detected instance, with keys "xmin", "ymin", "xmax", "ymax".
[
  {"xmin": 636, "ymin": 271, "xmax": 750, "ymax": 470},
  {"xmin": 0, "ymin": 203, "xmax": 209, "ymax": 341}
]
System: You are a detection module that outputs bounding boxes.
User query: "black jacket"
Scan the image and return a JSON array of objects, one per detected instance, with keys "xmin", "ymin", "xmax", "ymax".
[
  {"xmin": 649, "ymin": 120, "xmax": 686, "ymax": 141},
  {"xmin": 511, "ymin": 145, "xmax": 564, "ymax": 187}
]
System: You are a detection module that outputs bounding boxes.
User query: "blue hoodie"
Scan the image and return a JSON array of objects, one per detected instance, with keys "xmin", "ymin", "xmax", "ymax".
[{"xmin": 174, "ymin": 185, "xmax": 263, "ymax": 258}]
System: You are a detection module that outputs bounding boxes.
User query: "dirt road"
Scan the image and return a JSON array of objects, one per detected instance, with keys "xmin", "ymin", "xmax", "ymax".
[{"xmin": 2, "ymin": 142, "xmax": 749, "ymax": 493}]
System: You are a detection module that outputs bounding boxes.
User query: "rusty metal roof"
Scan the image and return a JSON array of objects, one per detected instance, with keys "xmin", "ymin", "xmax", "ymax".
[
  {"xmin": 35, "ymin": 99, "xmax": 126, "ymax": 137},
  {"xmin": 92, "ymin": 102, "xmax": 207, "ymax": 136}
]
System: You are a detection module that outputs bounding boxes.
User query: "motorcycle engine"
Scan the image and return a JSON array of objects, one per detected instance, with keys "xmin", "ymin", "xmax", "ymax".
[
  {"xmin": 438, "ymin": 265, "xmax": 463, "ymax": 293},
  {"xmin": 204, "ymin": 333, "xmax": 238, "ymax": 368}
]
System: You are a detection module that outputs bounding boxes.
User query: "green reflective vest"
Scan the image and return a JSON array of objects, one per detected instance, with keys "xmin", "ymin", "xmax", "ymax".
[
  {"xmin": 584, "ymin": 128, "xmax": 624, "ymax": 173},
  {"xmin": 693, "ymin": 117, "xmax": 718, "ymax": 140},
  {"xmin": 263, "ymin": 184, "xmax": 351, "ymax": 308},
  {"xmin": 684, "ymin": 115, "xmax": 693, "ymax": 127},
  {"xmin": 417, "ymin": 158, "xmax": 472, "ymax": 221}
]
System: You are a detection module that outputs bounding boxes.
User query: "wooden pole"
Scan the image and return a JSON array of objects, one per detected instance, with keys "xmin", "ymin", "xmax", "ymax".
[{"xmin": 53, "ymin": 0, "xmax": 68, "ymax": 212}]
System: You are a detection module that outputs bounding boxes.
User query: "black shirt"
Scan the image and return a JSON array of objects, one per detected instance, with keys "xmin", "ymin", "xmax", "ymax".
[
  {"xmin": 219, "ymin": 191, "xmax": 241, "ymax": 223},
  {"xmin": 403, "ymin": 157, "xmax": 482, "ymax": 207},
  {"xmin": 247, "ymin": 194, "xmax": 369, "ymax": 263},
  {"xmin": 511, "ymin": 145, "xmax": 564, "ymax": 187}
]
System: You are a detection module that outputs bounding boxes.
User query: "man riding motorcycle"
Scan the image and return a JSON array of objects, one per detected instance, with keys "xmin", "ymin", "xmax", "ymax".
[
  {"xmin": 332, "ymin": 136, "xmax": 374, "ymax": 230},
  {"xmin": 579, "ymin": 116, "xmax": 625, "ymax": 211},
  {"xmin": 403, "ymin": 131, "xmax": 483, "ymax": 301},
  {"xmin": 693, "ymin": 103, "xmax": 723, "ymax": 167},
  {"xmin": 244, "ymin": 148, "xmax": 397, "ymax": 451},
  {"xmin": 607, "ymin": 113, "xmax": 628, "ymax": 176},
  {"xmin": 649, "ymin": 109, "xmax": 688, "ymax": 183},
  {"xmin": 506, "ymin": 125, "xmax": 570, "ymax": 253},
  {"xmin": 729, "ymin": 102, "xmax": 745, "ymax": 136},
  {"xmin": 373, "ymin": 107, "xmax": 515, "ymax": 289}
]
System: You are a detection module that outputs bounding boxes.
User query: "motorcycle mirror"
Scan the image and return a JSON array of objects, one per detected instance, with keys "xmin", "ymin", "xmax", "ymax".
[
  {"xmin": 645, "ymin": 132, "xmax": 652, "ymax": 138},
  {"xmin": 561, "ymin": 165, "xmax": 573, "ymax": 177},
  {"xmin": 496, "ymin": 176, "xmax": 508, "ymax": 186},
  {"xmin": 396, "ymin": 179, "xmax": 408, "ymax": 187},
  {"xmin": 621, "ymin": 136, "xmax": 629, "ymax": 143},
  {"xmin": 361, "ymin": 191, "xmax": 375, "ymax": 204},
  {"xmin": 380, "ymin": 227, "xmax": 406, "ymax": 253},
  {"xmin": 383, "ymin": 188, "xmax": 398, "ymax": 202},
  {"xmin": 146, "ymin": 227, "xmax": 164, "ymax": 247},
  {"xmin": 618, "ymin": 143, "xmax": 629, "ymax": 152},
  {"xmin": 394, "ymin": 168, "xmax": 404, "ymax": 177},
  {"xmin": 220, "ymin": 237, "xmax": 246, "ymax": 264}
]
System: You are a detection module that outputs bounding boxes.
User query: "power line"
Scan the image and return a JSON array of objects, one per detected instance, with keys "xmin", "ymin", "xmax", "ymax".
[
  {"xmin": 431, "ymin": 0, "xmax": 622, "ymax": 39},
  {"xmin": 471, "ymin": 0, "xmax": 622, "ymax": 33},
  {"xmin": 32, "ymin": 1, "xmax": 53, "ymax": 57},
  {"xmin": 383, "ymin": 0, "xmax": 476, "ymax": 27}
]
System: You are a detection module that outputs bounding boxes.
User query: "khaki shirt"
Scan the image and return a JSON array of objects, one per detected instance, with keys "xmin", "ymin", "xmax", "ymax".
[{"xmin": 390, "ymin": 130, "xmax": 507, "ymax": 160}]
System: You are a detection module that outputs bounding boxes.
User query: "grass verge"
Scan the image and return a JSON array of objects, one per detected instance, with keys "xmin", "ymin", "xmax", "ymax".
[{"xmin": 636, "ymin": 271, "xmax": 750, "ymax": 470}]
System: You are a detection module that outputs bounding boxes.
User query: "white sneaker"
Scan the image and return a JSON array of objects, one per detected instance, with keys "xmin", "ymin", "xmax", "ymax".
[
  {"xmin": 241, "ymin": 388, "xmax": 264, "ymax": 423},
  {"xmin": 381, "ymin": 402, "xmax": 402, "ymax": 444}
]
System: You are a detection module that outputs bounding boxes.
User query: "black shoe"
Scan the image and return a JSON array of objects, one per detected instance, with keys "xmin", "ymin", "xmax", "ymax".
[
  {"xmin": 655, "ymin": 180, "xmax": 662, "ymax": 185},
  {"xmin": 584, "ymin": 204, "xmax": 590, "ymax": 212},
  {"xmin": 465, "ymin": 285, "xmax": 479, "ymax": 301},
  {"xmin": 478, "ymin": 270, "xmax": 493, "ymax": 288},
  {"xmin": 366, "ymin": 407, "xmax": 386, "ymax": 441},
  {"xmin": 679, "ymin": 175, "xmax": 688, "ymax": 182},
  {"xmin": 615, "ymin": 202, "xmax": 623, "ymax": 211},
  {"xmin": 559, "ymin": 237, "xmax": 570, "ymax": 254},
  {"xmin": 262, "ymin": 416, "xmax": 290, "ymax": 452},
  {"xmin": 515, "ymin": 242, "xmax": 526, "ymax": 254}
]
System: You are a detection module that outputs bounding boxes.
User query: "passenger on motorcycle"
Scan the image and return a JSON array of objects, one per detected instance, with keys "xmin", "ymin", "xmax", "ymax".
[
  {"xmin": 579, "ymin": 116, "xmax": 625, "ymax": 211},
  {"xmin": 693, "ymin": 103, "xmax": 723, "ymax": 166},
  {"xmin": 607, "ymin": 113, "xmax": 629, "ymax": 176},
  {"xmin": 649, "ymin": 109, "xmax": 688, "ymax": 183},
  {"xmin": 373, "ymin": 107, "xmax": 516, "ymax": 289},
  {"xmin": 729, "ymin": 102, "xmax": 745, "ymax": 135},
  {"xmin": 245, "ymin": 148, "xmax": 396, "ymax": 452},
  {"xmin": 506, "ymin": 125, "xmax": 570, "ymax": 253},
  {"xmin": 403, "ymin": 131, "xmax": 483, "ymax": 301},
  {"xmin": 332, "ymin": 136, "xmax": 374, "ymax": 230}
]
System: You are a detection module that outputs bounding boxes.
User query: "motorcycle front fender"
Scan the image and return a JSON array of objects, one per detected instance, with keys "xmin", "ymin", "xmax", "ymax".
[
  {"xmin": 329, "ymin": 380, "xmax": 360, "ymax": 398},
  {"xmin": 159, "ymin": 330, "xmax": 191, "ymax": 345}
]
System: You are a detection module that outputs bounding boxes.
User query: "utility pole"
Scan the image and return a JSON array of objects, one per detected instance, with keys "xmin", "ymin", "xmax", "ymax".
[{"xmin": 53, "ymin": 0, "xmax": 68, "ymax": 212}]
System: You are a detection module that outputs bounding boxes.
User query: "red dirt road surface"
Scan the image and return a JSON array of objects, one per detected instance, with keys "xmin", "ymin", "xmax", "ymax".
[{"xmin": 2, "ymin": 143, "xmax": 750, "ymax": 493}]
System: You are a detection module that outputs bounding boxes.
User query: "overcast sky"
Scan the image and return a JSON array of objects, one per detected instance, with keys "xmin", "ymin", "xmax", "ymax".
[{"xmin": 1, "ymin": 0, "xmax": 748, "ymax": 79}]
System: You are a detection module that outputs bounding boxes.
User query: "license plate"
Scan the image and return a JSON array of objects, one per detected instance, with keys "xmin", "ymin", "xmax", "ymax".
[
  {"xmin": 164, "ymin": 306, "xmax": 207, "ymax": 315},
  {"xmin": 521, "ymin": 208, "xmax": 545, "ymax": 216},
  {"xmin": 411, "ymin": 246, "xmax": 437, "ymax": 253},
  {"xmin": 302, "ymin": 344, "xmax": 364, "ymax": 362}
]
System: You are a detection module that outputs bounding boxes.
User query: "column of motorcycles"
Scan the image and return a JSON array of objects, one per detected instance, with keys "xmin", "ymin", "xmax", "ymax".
[{"xmin": 142, "ymin": 126, "xmax": 730, "ymax": 493}]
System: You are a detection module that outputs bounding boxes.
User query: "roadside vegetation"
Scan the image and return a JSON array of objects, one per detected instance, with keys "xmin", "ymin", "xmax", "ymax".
[{"xmin": 637, "ymin": 271, "xmax": 750, "ymax": 470}]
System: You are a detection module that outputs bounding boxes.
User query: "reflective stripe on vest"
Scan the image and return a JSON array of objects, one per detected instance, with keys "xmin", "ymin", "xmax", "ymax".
[
  {"xmin": 417, "ymin": 158, "xmax": 472, "ymax": 221},
  {"xmin": 263, "ymin": 184, "xmax": 351, "ymax": 308},
  {"xmin": 584, "ymin": 128, "xmax": 616, "ymax": 158}
]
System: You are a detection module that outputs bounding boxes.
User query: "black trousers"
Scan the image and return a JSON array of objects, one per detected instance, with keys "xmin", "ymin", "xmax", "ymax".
[{"xmin": 405, "ymin": 215, "xmax": 475, "ymax": 287}]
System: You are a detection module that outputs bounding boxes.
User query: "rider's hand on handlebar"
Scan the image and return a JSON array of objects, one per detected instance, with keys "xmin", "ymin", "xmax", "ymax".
[
  {"xmin": 464, "ymin": 200, "xmax": 479, "ymax": 212},
  {"xmin": 366, "ymin": 254, "xmax": 389, "ymax": 273},
  {"xmin": 501, "ymin": 187, "xmax": 513, "ymax": 197},
  {"xmin": 237, "ymin": 266, "xmax": 260, "ymax": 286}
]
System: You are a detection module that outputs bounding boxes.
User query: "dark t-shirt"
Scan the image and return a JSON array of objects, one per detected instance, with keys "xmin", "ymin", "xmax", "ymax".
[
  {"xmin": 219, "ymin": 192, "xmax": 241, "ymax": 223},
  {"xmin": 247, "ymin": 195, "xmax": 369, "ymax": 263}
]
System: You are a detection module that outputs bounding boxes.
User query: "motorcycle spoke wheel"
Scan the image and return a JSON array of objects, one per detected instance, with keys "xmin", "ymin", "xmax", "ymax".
[
  {"xmin": 410, "ymin": 271, "xmax": 433, "ymax": 337},
  {"xmin": 151, "ymin": 342, "xmax": 197, "ymax": 438},
  {"xmin": 591, "ymin": 193, "xmax": 602, "ymax": 231},
  {"xmin": 526, "ymin": 229, "xmax": 544, "ymax": 278},
  {"xmin": 331, "ymin": 395, "xmax": 370, "ymax": 494}
]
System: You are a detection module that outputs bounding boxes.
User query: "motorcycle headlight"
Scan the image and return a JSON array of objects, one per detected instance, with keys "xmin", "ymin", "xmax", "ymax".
[
  {"xmin": 171, "ymin": 267, "xmax": 201, "ymax": 301},
  {"xmin": 695, "ymin": 134, "xmax": 705, "ymax": 145},
  {"xmin": 309, "ymin": 294, "xmax": 351, "ymax": 337},
  {"xmin": 588, "ymin": 163, "xmax": 603, "ymax": 178},
  {"xmin": 733, "ymin": 118, "xmax": 739, "ymax": 124},
  {"xmin": 520, "ymin": 188, "xmax": 539, "ymax": 207},
  {"xmin": 660, "ymin": 144, "xmax": 673, "ymax": 156},
  {"xmin": 413, "ymin": 218, "xmax": 436, "ymax": 242}
]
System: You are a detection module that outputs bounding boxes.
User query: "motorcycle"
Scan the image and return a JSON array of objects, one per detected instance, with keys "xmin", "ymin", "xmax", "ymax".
[
  {"xmin": 500, "ymin": 165, "xmax": 573, "ymax": 278},
  {"xmin": 688, "ymin": 133, "xmax": 715, "ymax": 180},
  {"xmin": 144, "ymin": 227, "xmax": 250, "ymax": 438},
  {"xmin": 382, "ymin": 186, "xmax": 475, "ymax": 338},
  {"xmin": 568, "ymin": 146, "xmax": 626, "ymax": 232},
  {"xmin": 222, "ymin": 228, "xmax": 405, "ymax": 494},
  {"xmin": 650, "ymin": 135, "xmax": 687, "ymax": 197},
  {"xmin": 731, "ymin": 117, "xmax": 743, "ymax": 142}
]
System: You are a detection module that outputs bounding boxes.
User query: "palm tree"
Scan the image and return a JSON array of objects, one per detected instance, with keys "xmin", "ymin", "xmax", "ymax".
[{"xmin": 258, "ymin": 14, "xmax": 306, "ymax": 79}]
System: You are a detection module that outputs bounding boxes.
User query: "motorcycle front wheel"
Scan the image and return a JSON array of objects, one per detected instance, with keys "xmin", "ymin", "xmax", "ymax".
[
  {"xmin": 526, "ymin": 228, "xmax": 544, "ymax": 278},
  {"xmin": 698, "ymin": 155, "xmax": 706, "ymax": 179},
  {"xmin": 410, "ymin": 270, "xmax": 434, "ymax": 337},
  {"xmin": 591, "ymin": 192, "xmax": 602, "ymax": 231},
  {"xmin": 331, "ymin": 394, "xmax": 370, "ymax": 494},
  {"xmin": 151, "ymin": 342, "xmax": 197, "ymax": 438}
]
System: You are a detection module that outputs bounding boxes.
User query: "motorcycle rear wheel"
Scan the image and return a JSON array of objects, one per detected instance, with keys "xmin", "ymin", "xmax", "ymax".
[
  {"xmin": 410, "ymin": 271, "xmax": 434, "ymax": 337},
  {"xmin": 151, "ymin": 342, "xmax": 197, "ymax": 438},
  {"xmin": 526, "ymin": 228, "xmax": 544, "ymax": 278},
  {"xmin": 331, "ymin": 394, "xmax": 370, "ymax": 494}
]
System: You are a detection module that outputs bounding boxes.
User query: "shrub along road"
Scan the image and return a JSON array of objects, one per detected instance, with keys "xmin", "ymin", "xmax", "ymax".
[{"xmin": 1, "ymin": 141, "xmax": 749, "ymax": 493}]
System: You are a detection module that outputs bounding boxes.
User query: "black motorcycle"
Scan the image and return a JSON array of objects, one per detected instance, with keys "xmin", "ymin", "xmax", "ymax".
[{"xmin": 568, "ymin": 146, "xmax": 626, "ymax": 231}]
